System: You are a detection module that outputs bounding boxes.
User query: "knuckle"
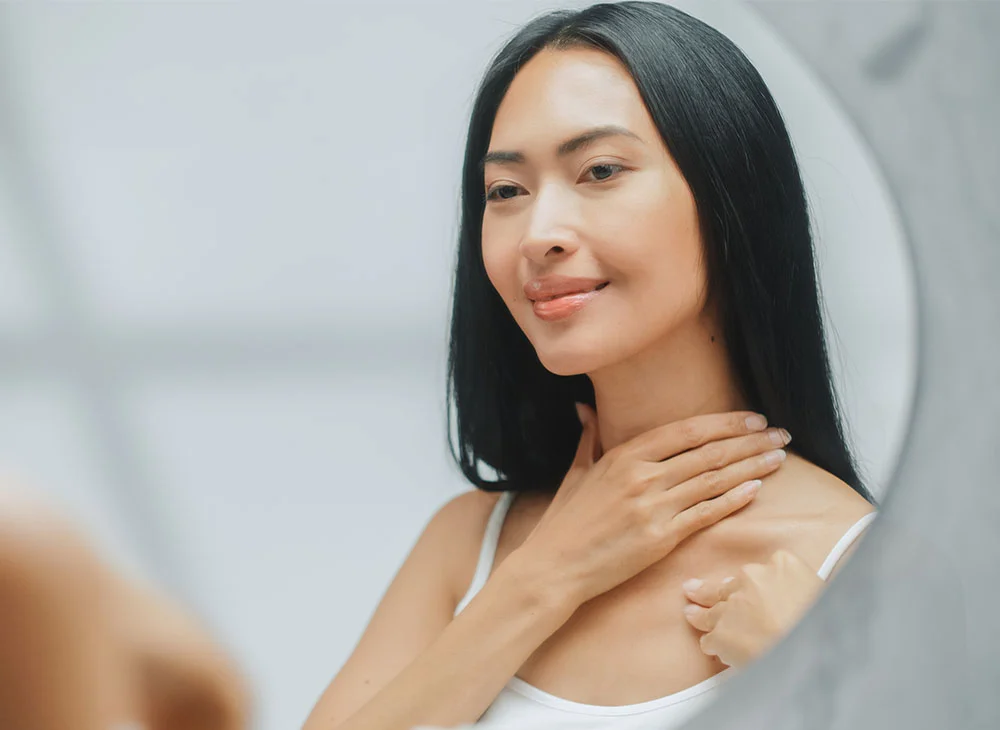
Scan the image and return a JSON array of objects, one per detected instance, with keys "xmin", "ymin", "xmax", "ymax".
[
  {"xmin": 692, "ymin": 500, "xmax": 715, "ymax": 525},
  {"xmin": 631, "ymin": 500, "xmax": 662, "ymax": 538},
  {"xmin": 642, "ymin": 519, "xmax": 668, "ymax": 545},
  {"xmin": 700, "ymin": 468, "xmax": 723, "ymax": 492},
  {"xmin": 700, "ymin": 442, "xmax": 726, "ymax": 470},
  {"xmin": 623, "ymin": 462, "xmax": 654, "ymax": 494}
]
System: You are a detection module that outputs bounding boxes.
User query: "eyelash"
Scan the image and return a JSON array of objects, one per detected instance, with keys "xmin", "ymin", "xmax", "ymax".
[{"xmin": 483, "ymin": 163, "xmax": 628, "ymax": 204}]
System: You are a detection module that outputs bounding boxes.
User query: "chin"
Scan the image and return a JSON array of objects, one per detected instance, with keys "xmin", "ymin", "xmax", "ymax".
[{"xmin": 534, "ymin": 348, "xmax": 612, "ymax": 378}]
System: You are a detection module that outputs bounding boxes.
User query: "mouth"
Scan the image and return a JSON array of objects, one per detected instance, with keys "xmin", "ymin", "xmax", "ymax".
[
  {"xmin": 529, "ymin": 281, "xmax": 610, "ymax": 322},
  {"xmin": 531, "ymin": 281, "xmax": 610, "ymax": 302}
]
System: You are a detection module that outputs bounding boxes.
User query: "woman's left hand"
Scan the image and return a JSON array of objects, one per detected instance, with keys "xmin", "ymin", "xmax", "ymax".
[{"xmin": 681, "ymin": 549, "xmax": 824, "ymax": 668}]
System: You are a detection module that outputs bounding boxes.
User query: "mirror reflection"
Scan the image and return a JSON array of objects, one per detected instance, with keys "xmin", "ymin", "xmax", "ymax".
[
  {"xmin": 308, "ymin": 4, "xmax": 895, "ymax": 729},
  {"xmin": 0, "ymin": 2, "xmax": 915, "ymax": 730}
]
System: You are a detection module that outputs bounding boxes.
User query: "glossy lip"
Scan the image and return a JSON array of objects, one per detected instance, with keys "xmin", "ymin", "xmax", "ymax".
[
  {"xmin": 531, "ymin": 285, "xmax": 608, "ymax": 322},
  {"xmin": 523, "ymin": 275, "xmax": 610, "ymax": 302}
]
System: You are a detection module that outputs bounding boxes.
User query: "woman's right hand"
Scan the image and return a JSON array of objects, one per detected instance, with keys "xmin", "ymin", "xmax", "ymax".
[{"xmin": 516, "ymin": 404, "xmax": 791, "ymax": 607}]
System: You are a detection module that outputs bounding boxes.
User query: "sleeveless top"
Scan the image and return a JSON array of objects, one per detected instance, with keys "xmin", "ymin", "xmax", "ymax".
[{"xmin": 453, "ymin": 491, "xmax": 878, "ymax": 730}]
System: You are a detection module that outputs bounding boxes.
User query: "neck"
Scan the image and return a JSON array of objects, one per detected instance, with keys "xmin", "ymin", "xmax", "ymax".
[{"xmin": 588, "ymin": 312, "xmax": 749, "ymax": 458}]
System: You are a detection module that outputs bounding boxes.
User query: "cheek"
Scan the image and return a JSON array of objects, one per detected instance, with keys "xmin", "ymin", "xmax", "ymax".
[
  {"xmin": 647, "ymin": 181, "xmax": 702, "ymax": 268},
  {"xmin": 481, "ymin": 238, "xmax": 519, "ymax": 305},
  {"xmin": 614, "ymin": 196, "xmax": 706, "ymax": 317}
]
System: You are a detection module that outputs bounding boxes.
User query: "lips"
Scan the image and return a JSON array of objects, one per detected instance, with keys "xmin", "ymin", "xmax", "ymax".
[
  {"xmin": 524, "ymin": 276, "xmax": 610, "ymax": 302},
  {"xmin": 530, "ymin": 284, "xmax": 608, "ymax": 322},
  {"xmin": 534, "ymin": 282, "xmax": 609, "ymax": 301}
]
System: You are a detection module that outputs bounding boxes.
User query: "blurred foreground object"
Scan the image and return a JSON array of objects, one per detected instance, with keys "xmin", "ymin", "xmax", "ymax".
[{"xmin": 0, "ymin": 483, "xmax": 251, "ymax": 730}]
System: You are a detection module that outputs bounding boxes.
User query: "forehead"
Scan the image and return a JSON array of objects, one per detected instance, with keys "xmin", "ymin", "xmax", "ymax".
[{"xmin": 490, "ymin": 47, "xmax": 654, "ymax": 147}]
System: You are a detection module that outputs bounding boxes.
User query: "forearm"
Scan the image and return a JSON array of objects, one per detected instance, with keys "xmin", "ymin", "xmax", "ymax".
[{"xmin": 314, "ymin": 553, "xmax": 577, "ymax": 730}]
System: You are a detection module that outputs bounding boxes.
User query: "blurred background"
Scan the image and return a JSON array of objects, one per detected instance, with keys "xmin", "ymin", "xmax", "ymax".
[{"xmin": 0, "ymin": 2, "xmax": 917, "ymax": 728}]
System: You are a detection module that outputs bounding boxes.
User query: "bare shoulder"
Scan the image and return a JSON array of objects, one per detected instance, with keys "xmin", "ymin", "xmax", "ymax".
[
  {"xmin": 770, "ymin": 452, "xmax": 874, "ymax": 516},
  {"xmin": 751, "ymin": 452, "xmax": 877, "ymax": 573},
  {"xmin": 429, "ymin": 489, "xmax": 504, "ymax": 607}
]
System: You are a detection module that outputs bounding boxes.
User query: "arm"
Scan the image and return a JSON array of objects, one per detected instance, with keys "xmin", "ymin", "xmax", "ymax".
[
  {"xmin": 0, "ymin": 487, "xmax": 249, "ymax": 730},
  {"xmin": 0, "ymin": 496, "xmax": 126, "ymax": 730},
  {"xmin": 110, "ymin": 574, "xmax": 251, "ymax": 730},
  {"xmin": 302, "ymin": 492, "xmax": 578, "ymax": 730}
]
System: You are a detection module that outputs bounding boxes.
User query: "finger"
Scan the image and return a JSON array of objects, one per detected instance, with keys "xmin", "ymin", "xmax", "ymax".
[
  {"xmin": 674, "ymin": 453, "xmax": 783, "ymax": 512},
  {"xmin": 683, "ymin": 601, "xmax": 724, "ymax": 632},
  {"xmin": 663, "ymin": 437, "xmax": 789, "ymax": 509},
  {"xmin": 682, "ymin": 576, "xmax": 738, "ymax": 607},
  {"xmin": 698, "ymin": 631, "xmax": 719, "ymax": 658},
  {"xmin": 662, "ymin": 424, "xmax": 790, "ymax": 478},
  {"xmin": 667, "ymin": 477, "xmax": 762, "ymax": 539},
  {"xmin": 629, "ymin": 411, "xmax": 776, "ymax": 463}
]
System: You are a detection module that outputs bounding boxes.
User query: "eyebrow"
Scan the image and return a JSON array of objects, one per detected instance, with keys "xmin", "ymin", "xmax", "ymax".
[{"xmin": 479, "ymin": 124, "xmax": 644, "ymax": 174}]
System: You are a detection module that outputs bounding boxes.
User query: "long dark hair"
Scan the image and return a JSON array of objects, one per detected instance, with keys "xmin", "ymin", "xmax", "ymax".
[{"xmin": 445, "ymin": 1, "xmax": 878, "ymax": 506}]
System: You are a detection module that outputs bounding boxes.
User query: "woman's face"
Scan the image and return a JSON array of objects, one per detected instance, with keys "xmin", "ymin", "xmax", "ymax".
[{"xmin": 481, "ymin": 47, "xmax": 709, "ymax": 377}]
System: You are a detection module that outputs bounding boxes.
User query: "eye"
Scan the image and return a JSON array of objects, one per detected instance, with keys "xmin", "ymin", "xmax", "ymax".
[
  {"xmin": 483, "ymin": 183, "xmax": 521, "ymax": 203},
  {"xmin": 583, "ymin": 162, "xmax": 627, "ymax": 183},
  {"xmin": 483, "ymin": 163, "xmax": 628, "ymax": 204}
]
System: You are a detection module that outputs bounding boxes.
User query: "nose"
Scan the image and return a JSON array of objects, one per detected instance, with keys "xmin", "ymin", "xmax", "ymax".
[{"xmin": 517, "ymin": 185, "xmax": 581, "ymax": 263}]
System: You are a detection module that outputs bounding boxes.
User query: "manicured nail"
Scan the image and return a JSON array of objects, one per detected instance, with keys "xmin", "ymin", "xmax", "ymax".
[
  {"xmin": 764, "ymin": 449, "xmax": 786, "ymax": 465},
  {"xmin": 745, "ymin": 414, "xmax": 767, "ymax": 431},
  {"xmin": 683, "ymin": 604, "xmax": 701, "ymax": 617},
  {"xmin": 683, "ymin": 578, "xmax": 703, "ymax": 592}
]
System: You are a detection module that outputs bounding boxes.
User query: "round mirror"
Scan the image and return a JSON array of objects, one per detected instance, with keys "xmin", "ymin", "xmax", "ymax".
[{"xmin": 0, "ymin": 2, "xmax": 964, "ymax": 730}]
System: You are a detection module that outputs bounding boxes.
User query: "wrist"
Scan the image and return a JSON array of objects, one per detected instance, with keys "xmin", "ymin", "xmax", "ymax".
[{"xmin": 495, "ymin": 547, "xmax": 582, "ymax": 625}]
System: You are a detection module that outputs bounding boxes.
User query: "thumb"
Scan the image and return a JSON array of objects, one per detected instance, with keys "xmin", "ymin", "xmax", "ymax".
[{"xmin": 573, "ymin": 403, "xmax": 601, "ymax": 466}]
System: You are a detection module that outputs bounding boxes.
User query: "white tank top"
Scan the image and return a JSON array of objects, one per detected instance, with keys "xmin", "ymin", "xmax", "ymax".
[{"xmin": 453, "ymin": 491, "xmax": 878, "ymax": 730}]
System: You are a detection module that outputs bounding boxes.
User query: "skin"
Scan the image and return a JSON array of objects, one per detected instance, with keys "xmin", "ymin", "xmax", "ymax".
[
  {"xmin": 0, "ymin": 486, "xmax": 251, "ymax": 730},
  {"xmin": 482, "ymin": 47, "xmax": 743, "ymax": 455},
  {"xmin": 479, "ymin": 46, "xmax": 875, "ymax": 703}
]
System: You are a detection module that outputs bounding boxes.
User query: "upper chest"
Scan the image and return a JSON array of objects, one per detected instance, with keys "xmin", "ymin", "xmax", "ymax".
[{"xmin": 485, "ymin": 478, "xmax": 867, "ymax": 706}]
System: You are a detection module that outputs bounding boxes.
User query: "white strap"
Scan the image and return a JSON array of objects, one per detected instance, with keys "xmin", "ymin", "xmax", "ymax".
[
  {"xmin": 817, "ymin": 511, "xmax": 878, "ymax": 580},
  {"xmin": 453, "ymin": 491, "xmax": 515, "ymax": 616}
]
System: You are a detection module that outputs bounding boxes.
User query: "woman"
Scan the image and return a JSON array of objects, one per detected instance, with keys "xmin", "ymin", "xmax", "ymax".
[{"xmin": 304, "ymin": 3, "xmax": 878, "ymax": 729}]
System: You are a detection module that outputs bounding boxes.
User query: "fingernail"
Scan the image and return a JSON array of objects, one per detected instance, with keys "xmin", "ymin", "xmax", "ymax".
[
  {"xmin": 683, "ymin": 604, "xmax": 701, "ymax": 617},
  {"xmin": 780, "ymin": 428, "xmax": 792, "ymax": 445},
  {"xmin": 575, "ymin": 403, "xmax": 585, "ymax": 424},
  {"xmin": 683, "ymin": 578, "xmax": 703, "ymax": 592},
  {"xmin": 764, "ymin": 449, "xmax": 786, "ymax": 465},
  {"xmin": 722, "ymin": 576, "xmax": 734, "ymax": 585},
  {"xmin": 745, "ymin": 414, "xmax": 767, "ymax": 431}
]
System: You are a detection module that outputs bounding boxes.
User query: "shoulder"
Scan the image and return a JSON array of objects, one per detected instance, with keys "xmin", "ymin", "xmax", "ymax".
[
  {"xmin": 423, "ymin": 489, "xmax": 505, "ymax": 606},
  {"xmin": 751, "ymin": 452, "xmax": 876, "ymax": 574},
  {"xmin": 430, "ymin": 488, "xmax": 504, "ymax": 535}
]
